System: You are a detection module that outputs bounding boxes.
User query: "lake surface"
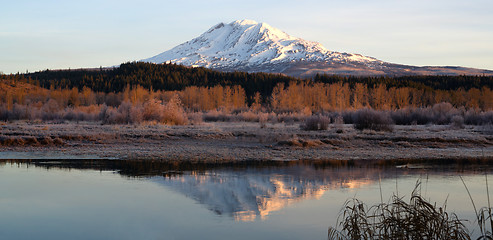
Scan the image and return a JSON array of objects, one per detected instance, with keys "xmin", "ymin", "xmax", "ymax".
[{"xmin": 1, "ymin": 159, "xmax": 492, "ymax": 239}]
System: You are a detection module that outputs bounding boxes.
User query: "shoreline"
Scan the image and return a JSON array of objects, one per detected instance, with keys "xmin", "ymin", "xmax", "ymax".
[{"xmin": 1, "ymin": 121, "xmax": 492, "ymax": 162}]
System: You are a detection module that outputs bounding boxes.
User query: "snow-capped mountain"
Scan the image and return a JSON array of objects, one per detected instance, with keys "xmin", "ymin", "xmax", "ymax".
[{"xmin": 142, "ymin": 20, "xmax": 493, "ymax": 77}]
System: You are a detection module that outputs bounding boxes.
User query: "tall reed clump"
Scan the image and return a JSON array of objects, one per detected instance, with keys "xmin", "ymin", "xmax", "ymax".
[{"xmin": 328, "ymin": 181, "xmax": 470, "ymax": 240}]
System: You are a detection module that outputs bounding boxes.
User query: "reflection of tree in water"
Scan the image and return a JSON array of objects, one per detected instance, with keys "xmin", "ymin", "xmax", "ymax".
[{"xmin": 2, "ymin": 158, "xmax": 493, "ymax": 221}]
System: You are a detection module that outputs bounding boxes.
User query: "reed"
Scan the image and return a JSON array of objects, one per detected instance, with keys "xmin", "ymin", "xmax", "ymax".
[
  {"xmin": 460, "ymin": 175, "xmax": 493, "ymax": 240},
  {"xmin": 329, "ymin": 175, "xmax": 493, "ymax": 240},
  {"xmin": 328, "ymin": 180, "xmax": 470, "ymax": 240}
]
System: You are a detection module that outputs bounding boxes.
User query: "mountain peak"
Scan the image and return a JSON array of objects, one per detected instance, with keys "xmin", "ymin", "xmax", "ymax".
[
  {"xmin": 143, "ymin": 20, "xmax": 377, "ymax": 71},
  {"xmin": 231, "ymin": 19, "xmax": 258, "ymax": 26},
  {"xmin": 141, "ymin": 20, "xmax": 493, "ymax": 77}
]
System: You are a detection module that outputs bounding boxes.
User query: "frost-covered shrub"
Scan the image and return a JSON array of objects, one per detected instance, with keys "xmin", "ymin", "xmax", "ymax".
[
  {"xmin": 100, "ymin": 106, "xmax": 123, "ymax": 124},
  {"xmin": 301, "ymin": 115, "xmax": 330, "ymax": 131},
  {"xmin": 391, "ymin": 108, "xmax": 413, "ymax": 125},
  {"xmin": 410, "ymin": 108, "xmax": 434, "ymax": 125},
  {"xmin": 450, "ymin": 115, "xmax": 465, "ymax": 129},
  {"xmin": 10, "ymin": 104, "xmax": 29, "ymax": 120},
  {"xmin": 62, "ymin": 109, "xmax": 81, "ymax": 121},
  {"xmin": 432, "ymin": 102, "xmax": 455, "ymax": 124},
  {"xmin": 236, "ymin": 110, "xmax": 259, "ymax": 122},
  {"xmin": 116, "ymin": 101, "xmax": 143, "ymax": 124},
  {"xmin": 100, "ymin": 103, "xmax": 142, "ymax": 124},
  {"xmin": 332, "ymin": 114, "xmax": 344, "ymax": 132},
  {"xmin": 464, "ymin": 110, "xmax": 493, "ymax": 125},
  {"xmin": 143, "ymin": 98, "xmax": 163, "ymax": 122},
  {"xmin": 353, "ymin": 108, "xmax": 394, "ymax": 132},
  {"xmin": 41, "ymin": 99, "xmax": 60, "ymax": 113},
  {"xmin": 187, "ymin": 112, "xmax": 203, "ymax": 125},
  {"xmin": 39, "ymin": 99, "xmax": 63, "ymax": 121},
  {"xmin": 203, "ymin": 109, "xmax": 232, "ymax": 122},
  {"xmin": 277, "ymin": 111, "xmax": 306, "ymax": 123},
  {"xmin": 0, "ymin": 105, "xmax": 8, "ymax": 121},
  {"xmin": 62, "ymin": 106, "xmax": 100, "ymax": 122},
  {"xmin": 99, "ymin": 104, "xmax": 109, "ymax": 122},
  {"xmin": 482, "ymin": 111, "xmax": 493, "ymax": 125},
  {"xmin": 390, "ymin": 107, "xmax": 432, "ymax": 125},
  {"xmin": 389, "ymin": 104, "xmax": 469, "ymax": 125},
  {"xmin": 258, "ymin": 112, "xmax": 270, "ymax": 127},
  {"xmin": 464, "ymin": 109, "xmax": 482, "ymax": 125},
  {"xmin": 161, "ymin": 94, "xmax": 188, "ymax": 125},
  {"xmin": 341, "ymin": 111, "xmax": 354, "ymax": 124},
  {"xmin": 117, "ymin": 101, "xmax": 133, "ymax": 123}
]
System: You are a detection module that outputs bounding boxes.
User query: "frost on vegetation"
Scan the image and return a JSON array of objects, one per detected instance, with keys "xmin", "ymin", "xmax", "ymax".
[
  {"xmin": 161, "ymin": 94, "xmax": 189, "ymax": 125},
  {"xmin": 100, "ymin": 95, "xmax": 188, "ymax": 125},
  {"xmin": 450, "ymin": 115, "xmax": 465, "ymax": 129},
  {"xmin": 201, "ymin": 109, "xmax": 277, "ymax": 123},
  {"xmin": 389, "ymin": 102, "xmax": 493, "ymax": 126},
  {"xmin": 353, "ymin": 108, "xmax": 394, "ymax": 132},
  {"xmin": 333, "ymin": 115, "xmax": 345, "ymax": 133},
  {"xmin": 0, "ymin": 135, "xmax": 65, "ymax": 146},
  {"xmin": 301, "ymin": 115, "xmax": 330, "ymax": 131},
  {"xmin": 187, "ymin": 112, "xmax": 204, "ymax": 125},
  {"xmin": 1, "ymin": 95, "xmax": 493, "ymax": 130},
  {"xmin": 203, "ymin": 109, "xmax": 232, "ymax": 122}
]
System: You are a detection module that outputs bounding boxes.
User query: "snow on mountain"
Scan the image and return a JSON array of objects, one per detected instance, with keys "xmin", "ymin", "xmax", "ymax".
[
  {"xmin": 142, "ymin": 19, "xmax": 493, "ymax": 77},
  {"xmin": 143, "ymin": 19, "xmax": 380, "ymax": 71}
]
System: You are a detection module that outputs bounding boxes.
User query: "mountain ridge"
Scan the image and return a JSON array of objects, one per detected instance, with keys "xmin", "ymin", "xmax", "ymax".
[{"xmin": 142, "ymin": 19, "xmax": 493, "ymax": 77}]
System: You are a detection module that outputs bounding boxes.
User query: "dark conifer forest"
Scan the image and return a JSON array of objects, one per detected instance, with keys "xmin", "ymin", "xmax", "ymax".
[{"xmin": 19, "ymin": 62, "xmax": 493, "ymax": 99}]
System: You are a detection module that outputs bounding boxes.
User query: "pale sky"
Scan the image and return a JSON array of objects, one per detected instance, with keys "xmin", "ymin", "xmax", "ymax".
[{"xmin": 1, "ymin": 0, "xmax": 492, "ymax": 74}]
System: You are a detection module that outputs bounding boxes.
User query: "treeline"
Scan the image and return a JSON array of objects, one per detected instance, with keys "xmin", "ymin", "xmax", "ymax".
[
  {"xmin": 5, "ymin": 61, "xmax": 493, "ymax": 104},
  {"xmin": 314, "ymin": 73, "xmax": 493, "ymax": 91},
  {"xmin": 2, "ymin": 79, "xmax": 492, "ymax": 112},
  {"xmin": 1, "ymin": 62, "xmax": 493, "ymax": 126},
  {"xmin": 0, "ymin": 81, "xmax": 250, "ymax": 124},
  {"xmin": 269, "ymin": 82, "xmax": 493, "ymax": 111},
  {"xmin": 20, "ymin": 62, "xmax": 293, "ymax": 103}
]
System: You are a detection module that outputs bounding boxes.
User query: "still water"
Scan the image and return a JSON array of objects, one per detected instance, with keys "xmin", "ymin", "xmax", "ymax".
[{"xmin": 0, "ymin": 159, "xmax": 491, "ymax": 240}]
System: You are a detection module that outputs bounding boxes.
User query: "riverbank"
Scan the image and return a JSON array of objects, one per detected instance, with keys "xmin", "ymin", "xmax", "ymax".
[{"xmin": 1, "ymin": 121, "xmax": 492, "ymax": 162}]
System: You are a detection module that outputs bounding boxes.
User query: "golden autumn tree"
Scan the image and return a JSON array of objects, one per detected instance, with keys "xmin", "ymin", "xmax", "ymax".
[{"xmin": 352, "ymin": 83, "xmax": 368, "ymax": 109}]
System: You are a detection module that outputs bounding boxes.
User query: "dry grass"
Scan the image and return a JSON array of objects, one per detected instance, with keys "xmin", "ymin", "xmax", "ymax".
[
  {"xmin": 0, "ymin": 135, "xmax": 65, "ymax": 146},
  {"xmin": 328, "ymin": 181, "xmax": 470, "ymax": 240},
  {"xmin": 277, "ymin": 138, "xmax": 325, "ymax": 147},
  {"xmin": 330, "ymin": 176, "xmax": 493, "ymax": 240}
]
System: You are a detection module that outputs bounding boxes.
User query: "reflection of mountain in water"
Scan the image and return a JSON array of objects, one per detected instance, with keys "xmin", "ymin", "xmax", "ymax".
[
  {"xmin": 4, "ymin": 158, "xmax": 490, "ymax": 222},
  {"xmin": 153, "ymin": 167, "xmax": 380, "ymax": 221}
]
